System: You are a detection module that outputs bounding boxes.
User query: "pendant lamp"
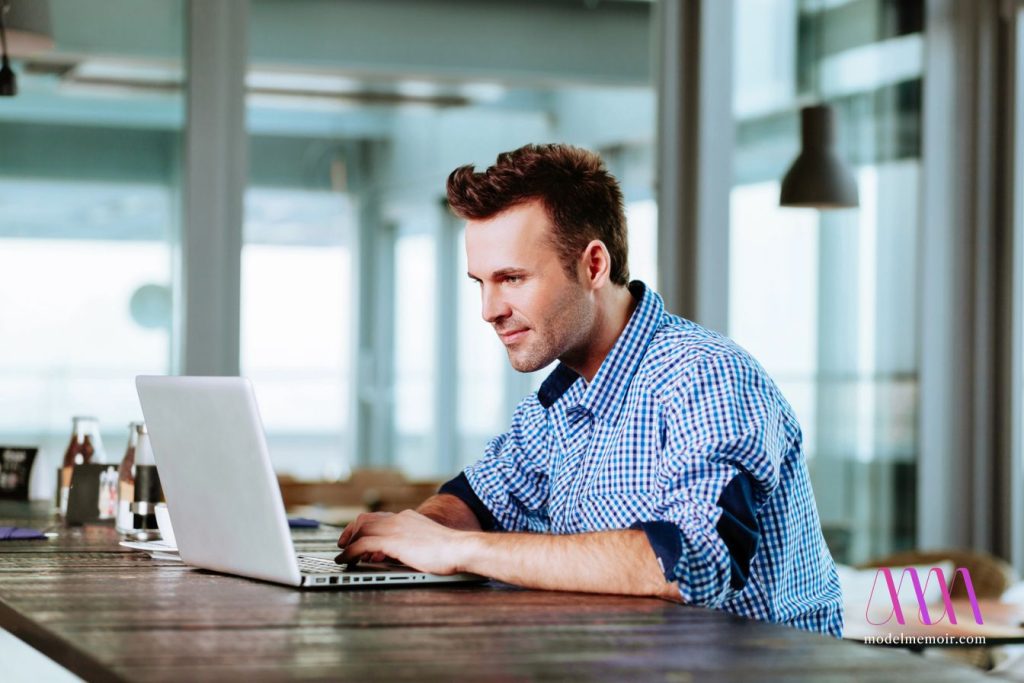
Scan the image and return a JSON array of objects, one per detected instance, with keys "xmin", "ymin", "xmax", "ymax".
[
  {"xmin": 0, "ymin": 1, "xmax": 15, "ymax": 96},
  {"xmin": 0, "ymin": 0, "xmax": 55, "ymax": 97},
  {"xmin": 779, "ymin": 104, "xmax": 859, "ymax": 208},
  {"xmin": 780, "ymin": 0, "xmax": 858, "ymax": 209}
]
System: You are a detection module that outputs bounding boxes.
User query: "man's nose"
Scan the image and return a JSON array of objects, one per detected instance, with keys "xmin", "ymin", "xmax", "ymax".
[{"xmin": 481, "ymin": 285, "xmax": 511, "ymax": 324}]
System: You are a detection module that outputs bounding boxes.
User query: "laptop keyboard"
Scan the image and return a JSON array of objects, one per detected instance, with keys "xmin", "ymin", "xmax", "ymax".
[{"xmin": 297, "ymin": 555, "xmax": 348, "ymax": 574}]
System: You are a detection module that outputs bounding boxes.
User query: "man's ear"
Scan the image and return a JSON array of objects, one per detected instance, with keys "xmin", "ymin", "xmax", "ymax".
[{"xmin": 580, "ymin": 240, "xmax": 611, "ymax": 289}]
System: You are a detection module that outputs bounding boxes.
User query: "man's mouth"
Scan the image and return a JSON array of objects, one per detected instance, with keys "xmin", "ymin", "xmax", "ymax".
[{"xmin": 498, "ymin": 328, "xmax": 529, "ymax": 344}]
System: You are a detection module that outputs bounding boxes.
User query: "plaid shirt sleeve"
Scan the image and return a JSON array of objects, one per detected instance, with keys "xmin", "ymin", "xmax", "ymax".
[
  {"xmin": 653, "ymin": 351, "xmax": 788, "ymax": 608},
  {"xmin": 459, "ymin": 395, "xmax": 552, "ymax": 533}
]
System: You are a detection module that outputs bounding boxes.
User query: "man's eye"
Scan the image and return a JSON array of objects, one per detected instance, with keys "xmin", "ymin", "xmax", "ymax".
[{"xmin": 505, "ymin": 275, "xmax": 522, "ymax": 284}]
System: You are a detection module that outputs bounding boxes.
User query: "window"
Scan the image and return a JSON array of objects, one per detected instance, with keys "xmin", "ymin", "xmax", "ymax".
[
  {"xmin": 0, "ymin": 2, "xmax": 184, "ymax": 498},
  {"xmin": 241, "ymin": 188, "xmax": 354, "ymax": 480},
  {"xmin": 730, "ymin": 0, "xmax": 924, "ymax": 563},
  {"xmin": 255, "ymin": 1, "xmax": 662, "ymax": 484},
  {"xmin": 8, "ymin": 0, "xmax": 658, "ymax": 497},
  {"xmin": 393, "ymin": 223, "xmax": 438, "ymax": 479}
]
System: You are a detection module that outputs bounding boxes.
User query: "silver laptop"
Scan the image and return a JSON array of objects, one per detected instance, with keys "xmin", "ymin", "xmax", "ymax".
[{"xmin": 135, "ymin": 375, "xmax": 484, "ymax": 589}]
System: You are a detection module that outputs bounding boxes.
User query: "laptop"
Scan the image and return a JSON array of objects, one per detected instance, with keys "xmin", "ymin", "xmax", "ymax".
[{"xmin": 135, "ymin": 375, "xmax": 484, "ymax": 589}]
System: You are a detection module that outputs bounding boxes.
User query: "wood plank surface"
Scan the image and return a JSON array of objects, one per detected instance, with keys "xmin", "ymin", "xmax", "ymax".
[{"xmin": 0, "ymin": 502, "xmax": 993, "ymax": 682}]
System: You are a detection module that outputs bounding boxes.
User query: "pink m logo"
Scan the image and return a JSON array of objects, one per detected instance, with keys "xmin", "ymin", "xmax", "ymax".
[{"xmin": 865, "ymin": 567, "xmax": 984, "ymax": 626}]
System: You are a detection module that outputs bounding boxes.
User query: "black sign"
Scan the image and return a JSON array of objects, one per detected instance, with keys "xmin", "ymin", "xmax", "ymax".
[
  {"xmin": 0, "ymin": 447, "xmax": 37, "ymax": 501},
  {"xmin": 66, "ymin": 464, "xmax": 120, "ymax": 526}
]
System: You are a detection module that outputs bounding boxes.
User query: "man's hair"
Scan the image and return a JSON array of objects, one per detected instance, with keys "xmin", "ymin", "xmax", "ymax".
[{"xmin": 446, "ymin": 143, "xmax": 630, "ymax": 286}]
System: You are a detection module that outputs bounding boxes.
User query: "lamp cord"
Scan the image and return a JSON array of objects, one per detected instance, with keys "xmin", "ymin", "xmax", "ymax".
[
  {"xmin": 0, "ymin": 0, "xmax": 10, "ymax": 67},
  {"xmin": 807, "ymin": 0, "xmax": 822, "ymax": 101}
]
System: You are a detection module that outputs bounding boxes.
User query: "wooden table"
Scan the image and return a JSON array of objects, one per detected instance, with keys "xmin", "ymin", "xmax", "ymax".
[{"xmin": 0, "ymin": 502, "xmax": 993, "ymax": 682}]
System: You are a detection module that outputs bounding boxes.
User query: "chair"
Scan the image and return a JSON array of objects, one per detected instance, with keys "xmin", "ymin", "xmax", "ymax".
[{"xmin": 278, "ymin": 469, "xmax": 442, "ymax": 513}]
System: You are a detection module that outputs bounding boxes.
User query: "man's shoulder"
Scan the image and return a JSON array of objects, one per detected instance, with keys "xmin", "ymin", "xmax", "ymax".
[
  {"xmin": 640, "ymin": 314, "xmax": 775, "ymax": 399},
  {"xmin": 640, "ymin": 315, "xmax": 802, "ymax": 459},
  {"xmin": 509, "ymin": 390, "xmax": 550, "ymax": 427}
]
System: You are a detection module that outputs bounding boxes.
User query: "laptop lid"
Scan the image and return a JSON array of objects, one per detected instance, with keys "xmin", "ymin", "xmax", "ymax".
[{"xmin": 135, "ymin": 376, "xmax": 302, "ymax": 587}]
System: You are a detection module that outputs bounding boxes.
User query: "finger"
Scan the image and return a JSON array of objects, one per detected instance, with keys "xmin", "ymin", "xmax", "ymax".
[
  {"xmin": 338, "ymin": 513, "xmax": 368, "ymax": 547},
  {"xmin": 341, "ymin": 511, "xmax": 397, "ymax": 547},
  {"xmin": 344, "ymin": 519, "xmax": 385, "ymax": 547},
  {"xmin": 334, "ymin": 551, "xmax": 367, "ymax": 566},
  {"xmin": 338, "ymin": 522, "xmax": 394, "ymax": 564},
  {"xmin": 337, "ymin": 525, "xmax": 352, "ymax": 548},
  {"xmin": 339, "ymin": 536, "xmax": 386, "ymax": 563},
  {"xmin": 338, "ymin": 512, "xmax": 381, "ymax": 547}
]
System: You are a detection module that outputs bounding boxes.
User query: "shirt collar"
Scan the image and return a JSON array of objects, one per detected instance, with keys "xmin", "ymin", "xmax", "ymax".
[{"xmin": 536, "ymin": 280, "xmax": 664, "ymax": 422}]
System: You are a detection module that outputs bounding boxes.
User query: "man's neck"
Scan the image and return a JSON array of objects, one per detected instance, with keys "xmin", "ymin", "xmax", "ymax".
[{"xmin": 567, "ymin": 285, "xmax": 638, "ymax": 383}]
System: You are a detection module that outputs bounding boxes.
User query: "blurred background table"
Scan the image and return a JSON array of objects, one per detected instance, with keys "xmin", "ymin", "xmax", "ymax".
[{"xmin": 277, "ymin": 468, "xmax": 442, "ymax": 525}]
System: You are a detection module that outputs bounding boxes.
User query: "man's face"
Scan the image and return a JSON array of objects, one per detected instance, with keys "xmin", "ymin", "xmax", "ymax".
[{"xmin": 465, "ymin": 200, "xmax": 594, "ymax": 373}]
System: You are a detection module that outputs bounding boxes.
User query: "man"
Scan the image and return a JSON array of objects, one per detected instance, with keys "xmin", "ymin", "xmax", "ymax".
[{"xmin": 338, "ymin": 143, "xmax": 843, "ymax": 637}]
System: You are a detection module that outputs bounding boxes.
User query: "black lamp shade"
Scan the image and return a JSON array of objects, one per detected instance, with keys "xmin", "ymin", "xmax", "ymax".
[
  {"xmin": 780, "ymin": 105, "xmax": 858, "ymax": 209},
  {"xmin": 0, "ymin": 60, "xmax": 16, "ymax": 96}
]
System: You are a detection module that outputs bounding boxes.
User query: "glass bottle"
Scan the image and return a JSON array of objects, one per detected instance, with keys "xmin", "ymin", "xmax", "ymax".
[
  {"xmin": 129, "ymin": 428, "xmax": 162, "ymax": 540},
  {"xmin": 58, "ymin": 416, "xmax": 106, "ymax": 518},
  {"xmin": 115, "ymin": 422, "xmax": 143, "ymax": 535}
]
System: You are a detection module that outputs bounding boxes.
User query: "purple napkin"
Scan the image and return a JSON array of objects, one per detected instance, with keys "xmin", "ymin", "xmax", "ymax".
[{"xmin": 0, "ymin": 526, "xmax": 46, "ymax": 541}]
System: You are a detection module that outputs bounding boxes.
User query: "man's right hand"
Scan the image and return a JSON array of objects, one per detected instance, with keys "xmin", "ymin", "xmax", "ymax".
[
  {"xmin": 337, "ymin": 511, "xmax": 395, "ymax": 564},
  {"xmin": 336, "ymin": 495, "xmax": 481, "ymax": 564}
]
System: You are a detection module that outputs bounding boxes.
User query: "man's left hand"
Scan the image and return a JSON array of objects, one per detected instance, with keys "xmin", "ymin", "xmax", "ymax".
[{"xmin": 337, "ymin": 509, "xmax": 475, "ymax": 575}]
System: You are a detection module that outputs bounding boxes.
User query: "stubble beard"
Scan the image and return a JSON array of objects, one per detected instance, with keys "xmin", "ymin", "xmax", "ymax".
[{"xmin": 504, "ymin": 283, "xmax": 594, "ymax": 373}]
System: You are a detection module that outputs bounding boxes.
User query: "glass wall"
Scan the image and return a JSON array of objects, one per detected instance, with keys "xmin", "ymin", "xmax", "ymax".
[
  {"xmin": 393, "ymin": 215, "xmax": 438, "ymax": 479},
  {"xmin": 0, "ymin": 1, "xmax": 184, "ymax": 498},
  {"xmin": 731, "ymin": 0, "xmax": 924, "ymax": 563},
  {"xmin": 241, "ymin": 187, "xmax": 354, "ymax": 480},
  {"xmin": 243, "ymin": 0, "xmax": 658, "ymax": 483},
  {"xmin": 5, "ymin": 1, "xmax": 657, "ymax": 497}
]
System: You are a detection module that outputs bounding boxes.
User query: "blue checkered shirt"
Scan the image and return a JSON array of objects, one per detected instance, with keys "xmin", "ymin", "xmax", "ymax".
[{"xmin": 448, "ymin": 281, "xmax": 843, "ymax": 637}]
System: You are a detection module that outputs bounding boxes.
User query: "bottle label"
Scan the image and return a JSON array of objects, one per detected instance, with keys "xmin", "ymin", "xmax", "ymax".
[
  {"xmin": 116, "ymin": 480, "xmax": 135, "ymax": 533},
  {"xmin": 97, "ymin": 467, "xmax": 118, "ymax": 520},
  {"xmin": 58, "ymin": 466, "xmax": 73, "ymax": 517}
]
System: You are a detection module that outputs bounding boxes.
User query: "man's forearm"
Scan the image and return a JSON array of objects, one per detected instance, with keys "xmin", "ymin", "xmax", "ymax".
[
  {"xmin": 416, "ymin": 494, "xmax": 482, "ymax": 531},
  {"xmin": 458, "ymin": 529, "xmax": 681, "ymax": 602}
]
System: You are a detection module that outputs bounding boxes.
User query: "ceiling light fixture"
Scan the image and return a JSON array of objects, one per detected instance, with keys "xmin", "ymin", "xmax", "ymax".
[
  {"xmin": 0, "ymin": 0, "xmax": 17, "ymax": 96},
  {"xmin": 779, "ymin": 104, "xmax": 859, "ymax": 208},
  {"xmin": 779, "ymin": 1, "xmax": 858, "ymax": 209}
]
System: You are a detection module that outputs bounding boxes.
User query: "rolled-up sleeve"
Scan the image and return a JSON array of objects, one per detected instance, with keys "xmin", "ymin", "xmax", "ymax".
[
  {"xmin": 456, "ymin": 395, "xmax": 552, "ymax": 533},
  {"xmin": 643, "ymin": 352, "xmax": 787, "ymax": 607}
]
